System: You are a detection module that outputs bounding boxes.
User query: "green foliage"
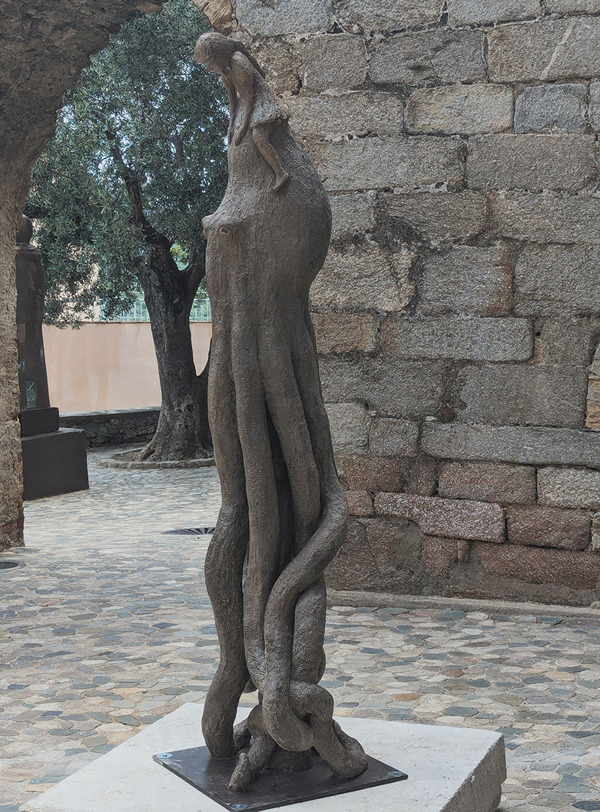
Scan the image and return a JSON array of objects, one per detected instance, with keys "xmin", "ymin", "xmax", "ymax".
[{"xmin": 27, "ymin": 0, "xmax": 228, "ymax": 325}]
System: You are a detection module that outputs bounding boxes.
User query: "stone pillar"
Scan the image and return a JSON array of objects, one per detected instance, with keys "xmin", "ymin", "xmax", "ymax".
[{"xmin": 16, "ymin": 215, "xmax": 51, "ymax": 413}]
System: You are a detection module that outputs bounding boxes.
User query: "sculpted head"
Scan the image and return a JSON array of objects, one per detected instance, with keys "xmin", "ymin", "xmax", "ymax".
[{"xmin": 194, "ymin": 32, "xmax": 236, "ymax": 73}]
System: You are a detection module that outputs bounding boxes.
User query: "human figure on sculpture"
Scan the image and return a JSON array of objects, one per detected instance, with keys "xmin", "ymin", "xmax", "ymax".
[{"xmin": 195, "ymin": 32, "xmax": 290, "ymax": 191}]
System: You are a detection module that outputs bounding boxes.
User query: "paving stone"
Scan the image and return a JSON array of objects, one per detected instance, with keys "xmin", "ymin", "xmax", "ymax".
[{"xmin": 2, "ymin": 447, "xmax": 600, "ymax": 811}]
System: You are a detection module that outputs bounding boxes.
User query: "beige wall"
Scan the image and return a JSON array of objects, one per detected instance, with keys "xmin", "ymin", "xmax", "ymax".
[{"xmin": 43, "ymin": 322, "xmax": 212, "ymax": 413}]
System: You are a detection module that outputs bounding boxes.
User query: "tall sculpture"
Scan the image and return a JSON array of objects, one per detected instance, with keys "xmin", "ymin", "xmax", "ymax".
[{"xmin": 195, "ymin": 33, "xmax": 368, "ymax": 792}]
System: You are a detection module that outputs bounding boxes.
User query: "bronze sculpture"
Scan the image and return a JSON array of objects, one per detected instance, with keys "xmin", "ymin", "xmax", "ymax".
[{"xmin": 195, "ymin": 32, "xmax": 369, "ymax": 793}]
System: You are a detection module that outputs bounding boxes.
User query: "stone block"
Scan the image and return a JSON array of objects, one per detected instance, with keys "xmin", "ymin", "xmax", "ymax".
[
  {"xmin": 406, "ymin": 85, "xmax": 513, "ymax": 136},
  {"xmin": 345, "ymin": 490, "xmax": 374, "ymax": 517},
  {"xmin": 487, "ymin": 18, "xmax": 600, "ymax": 83},
  {"xmin": 422, "ymin": 536, "xmax": 462, "ymax": 578},
  {"xmin": 538, "ymin": 467, "xmax": 600, "ymax": 510},
  {"xmin": 506, "ymin": 505, "xmax": 590, "ymax": 550},
  {"xmin": 329, "ymin": 192, "xmax": 374, "ymax": 241},
  {"xmin": 337, "ymin": 0, "xmax": 444, "ymax": 30},
  {"xmin": 422, "ymin": 422, "xmax": 600, "ymax": 469},
  {"xmin": 475, "ymin": 542, "xmax": 600, "ymax": 590},
  {"xmin": 467, "ymin": 134, "xmax": 596, "ymax": 192},
  {"xmin": 590, "ymin": 81, "xmax": 600, "ymax": 131},
  {"xmin": 514, "ymin": 244, "xmax": 600, "ymax": 316},
  {"xmin": 406, "ymin": 455, "xmax": 438, "ymax": 496},
  {"xmin": 545, "ymin": 0, "xmax": 599, "ymax": 12},
  {"xmin": 376, "ymin": 492, "xmax": 505, "ymax": 542},
  {"xmin": 447, "ymin": 0, "xmax": 541, "ymax": 25},
  {"xmin": 593, "ymin": 514, "xmax": 600, "ymax": 552},
  {"xmin": 384, "ymin": 192, "xmax": 488, "ymax": 247},
  {"xmin": 305, "ymin": 136, "xmax": 464, "ymax": 193},
  {"xmin": 319, "ymin": 356, "xmax": 446, "ymax": 417},
  {"xmin": 370, "ymin": 29, "xmax": 485, "ymax": 86},
  {"xmin": 493, "ymin": 192, "xmax": 600, "ymax": 244},
  {"xmin": 362, "ymin": 516, "xmax": 425, "ymax": 580},
  {"xmin": 310, "ymin": 242, "xmax": 415, "ymax": 311},
  {"xmin": 237, "ymin": 0, "xmax": 332, "ymax": 35},
  {"xmin": 438, "ymin": 462, "xmax": 536, "ymax": 505},
  {"xmin": 534, "ymin": 318, "xmax": 596, "ymax": 366},
  {"xmin": 381, "ymin": 316, "xmax": 532, "ymax": 361},
  {"xmin": 300, "ymin": 34, "xmax": 367, "ymax": 91},
  {"xmin": 289, "ymin": 92, "xmax": 404, "ymax": 140},
  {"xmin": 19, "ymin": 701, "xmax": 508, "ymax": 812},
  {"xmin": 339, "ymin": 455, "xmax": 406, "ymax": 492},
  {"xmin": 418, "ymin": 246, "xmax": 511, "ymax": 316},
  {"xmin": 249, "ymin": 37, "xmax": 300, "ymax": 94},
  {"xmin": 458, "ymin": 365, "xmax": 589, "ymax": 428},
  {"xmin": 587, "ymin": 345, "xmax": 600, "ymax": 431},
  {"xmin": 369, "ymin": 417, "xmax": 420, "ymax": 457},
  {"xmin": 515, "ymin": 83, "xmax": 587, "ymax": 133},
  {"xmin": 327, "ymin": 517, "xmax": 382, "ymax": 589},
  {"xmin": 313, "ymin": 312, "xmax": 379, "ymax": 354},
  {"xmin": 325, "ymin": 402, "xmax": 368, "ymax": 454}
]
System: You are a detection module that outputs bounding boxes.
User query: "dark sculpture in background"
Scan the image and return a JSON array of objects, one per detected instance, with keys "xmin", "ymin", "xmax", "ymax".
[{"xmin": 195, "ymin": 32, "xmax": 369, "ymax": 792}]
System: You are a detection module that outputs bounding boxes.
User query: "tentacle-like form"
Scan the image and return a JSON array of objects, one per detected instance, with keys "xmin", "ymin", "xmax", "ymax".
[
  {"xmin": 202, "ymin": 312, "xmax": 249, "ymax": 758},
  {"xmin": 202, "ymin": 111, "xmax": 367, "ymax": 788}
]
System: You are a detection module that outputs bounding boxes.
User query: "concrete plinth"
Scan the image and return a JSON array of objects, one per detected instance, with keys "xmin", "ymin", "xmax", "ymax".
[
  {"xmin": 20, "ymin": 703, "xmax": 505, "ymax": 812},
  {"xmin": 21, "ymin": 428, "xmax": 89, "ymax": 500}
]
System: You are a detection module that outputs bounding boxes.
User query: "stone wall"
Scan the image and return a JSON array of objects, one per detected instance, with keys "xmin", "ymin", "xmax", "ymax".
[
  {"xmin": 208, "ymin": 0, "xmax": 600, "ymax": 605},
  {"xmin": 0, "ymin": 0, "xmax": 166, "ymax": 550},
  {"xmin": 60, "ymin": 408, "xmax": 160, "ymax": 447}
]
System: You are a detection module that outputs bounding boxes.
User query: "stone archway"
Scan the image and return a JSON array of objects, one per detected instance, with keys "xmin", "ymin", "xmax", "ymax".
[{"xmin": 0, "ymin": 0, "xmax": 171, "ymax": 549}]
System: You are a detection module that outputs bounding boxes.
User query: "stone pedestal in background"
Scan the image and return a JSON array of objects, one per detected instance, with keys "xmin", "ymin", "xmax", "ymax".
[{"xmin": 16, "ymin": 216, "xmax": 88, "ymax": 500}]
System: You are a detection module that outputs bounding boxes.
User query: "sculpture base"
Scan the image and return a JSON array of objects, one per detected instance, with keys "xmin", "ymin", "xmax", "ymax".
[
  {"xmin": 153, "ymin": 745, "xmax": 406, "ymax": 811},
  {"xmin": 21, "ymin": 428, "xmax": 89, "ymax": 500},
  {"xmin": 19, "ymin": 702, "xmax": 506, "ymax": 812}
]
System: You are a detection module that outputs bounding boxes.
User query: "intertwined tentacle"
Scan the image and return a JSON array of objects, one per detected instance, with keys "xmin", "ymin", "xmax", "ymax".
[{"xmin": 202, "ymin": 112, "xmax": 367, "ymax": 789}]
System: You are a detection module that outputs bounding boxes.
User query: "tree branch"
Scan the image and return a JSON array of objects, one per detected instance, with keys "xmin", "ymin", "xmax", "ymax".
[{"xmin": 105, "ymin": 129, "xmax": 172, "ymax": 254}]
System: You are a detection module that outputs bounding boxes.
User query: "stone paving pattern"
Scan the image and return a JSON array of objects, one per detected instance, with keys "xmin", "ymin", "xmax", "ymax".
[{"xmin": 1, "ymin": 449, "xmax": 599, "ymax": 811}]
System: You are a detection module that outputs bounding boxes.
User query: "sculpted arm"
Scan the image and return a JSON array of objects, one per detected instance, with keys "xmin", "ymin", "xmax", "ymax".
[
  {"xmin": 222, "ymin": 75, "xmax": 238, "ymax": 144},
  {"xmin": 229, "ymin": 53, "xmax": 256, "ymax": 145}
]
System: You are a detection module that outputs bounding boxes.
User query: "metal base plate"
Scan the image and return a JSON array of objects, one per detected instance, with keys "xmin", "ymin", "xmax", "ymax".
[{"xmin": 153, "ymin": 746, "xmax": 407, "ymax": 812}]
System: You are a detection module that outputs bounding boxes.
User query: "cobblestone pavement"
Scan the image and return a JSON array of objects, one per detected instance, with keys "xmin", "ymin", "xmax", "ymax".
[{"xmin": 1, "ymin": 447, "xmax": 600, "ymax": 811}]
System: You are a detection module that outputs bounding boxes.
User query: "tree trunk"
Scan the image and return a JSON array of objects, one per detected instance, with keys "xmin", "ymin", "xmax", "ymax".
[{"xmin": 137, "ymin": 246, "xmax": 212, "ymax": 462}]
